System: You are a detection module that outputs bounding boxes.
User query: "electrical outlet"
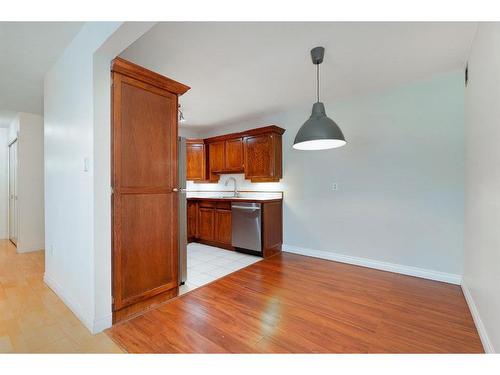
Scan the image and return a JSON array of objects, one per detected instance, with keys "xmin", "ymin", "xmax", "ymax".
[{"xmin": 332, "ymin": 183, "xmax": 339, "ymax": 191}]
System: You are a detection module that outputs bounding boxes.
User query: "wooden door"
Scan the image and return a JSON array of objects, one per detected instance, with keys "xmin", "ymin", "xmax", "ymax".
[
  {"xmin": 198, "ymin": 207, "xmax": 215, "ymax": 241},
  {"xmin": 208, "ymin": 141, "xmax": 225, "ymax": 181},
  {"xmin": 186, "ymin": 141, "xmax": 205, "ymax": 181},
  {"xmin": 225, "ymin": 137, "xmax": 244, "ymax": 172},
  {"xmin": 111, "ymin": 58, "xmax": 189, "ymax": 320},
  {"xmin": 215, "ymin": 209, "xmax": 232, "ymax": 245}
]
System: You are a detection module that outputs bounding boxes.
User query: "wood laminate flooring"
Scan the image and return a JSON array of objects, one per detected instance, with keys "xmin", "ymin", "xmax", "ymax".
[
  {"xmin": 0, "ymin": 240, "xmax": 122, "ymax": 353},
  {"xmin": 106, "ymin": 252, "xmax": 483, "ymax": 353}
]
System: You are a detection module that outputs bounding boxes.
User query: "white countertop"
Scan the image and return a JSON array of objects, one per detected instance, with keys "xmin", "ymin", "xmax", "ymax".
[{"xmin": 186, "ymin": 191, "xmax": 283, "ymax": 201}]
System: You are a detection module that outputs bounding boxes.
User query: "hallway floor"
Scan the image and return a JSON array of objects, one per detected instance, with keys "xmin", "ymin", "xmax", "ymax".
[{"xmin": 0, "ymin": 240, "xmax": 123, "ymax": 353}]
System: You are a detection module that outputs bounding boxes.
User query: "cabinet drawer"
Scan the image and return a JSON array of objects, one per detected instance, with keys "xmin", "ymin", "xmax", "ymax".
[
  {"xmin": 199, "ymin": 200, "xmax": 217, "ymax": 209},
  {"xmin": 216, "ymin": 202, "xmax": 231, "ymax": 210}
]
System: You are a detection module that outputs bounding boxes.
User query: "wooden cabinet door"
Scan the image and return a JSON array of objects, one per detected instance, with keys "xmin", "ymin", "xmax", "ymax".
[
  {"xmin": 244, "ymin": 134, "xmax": 274, "ymax": 180},
  {"xmin": 198, "ymin": 207, "xmax": 215, "ymax": 241},
  {"xmin": 215, "ymin": 209, "xmax": 232, "ymax": 245},
  {"xmin": 186, "ymin": 141, "xmax": 205, "ymax": 181},
  {"xmin": 208, "ymin": 141, "xmax": 225, "ymax": 181},
  {"xmin": 187, "ymin": 201, "xmax": 198, "ymax": 241},
  {"xmin": 112, "ymin": 70, "xmax": 179, "ymax": 313},
  {"xmin": 224, "ymin": 138, "xmax": 244, "ymax": 172}
]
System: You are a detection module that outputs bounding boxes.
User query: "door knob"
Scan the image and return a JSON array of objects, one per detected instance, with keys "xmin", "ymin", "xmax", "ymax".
[{"xmin": 172, "ymin": 188, "xmax": 179, "ymax": 192}]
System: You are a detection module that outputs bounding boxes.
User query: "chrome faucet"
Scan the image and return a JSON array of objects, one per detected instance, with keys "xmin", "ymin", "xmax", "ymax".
[{"xmin": 225, "ymin": 177, "xmax": 239, "ymax": 197}]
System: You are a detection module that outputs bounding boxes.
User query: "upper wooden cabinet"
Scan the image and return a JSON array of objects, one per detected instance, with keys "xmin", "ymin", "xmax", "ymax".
[
  {"xmin": 208, "ymin": 141, "xmax": 225, "ymax": 181},
  {"xmin": 244, "ymin": 133, "xmax": 282, "ymax": 182},
  {"xmin": 187, "ymin": 125, "xmax": 285, "ymax": 183},
  {"xmin": 208, "ymin": 138, "xmax": 244, "ymax": 179},
  {"xmin": 186, "ymin": 140, "xmax": 206, "ymax": 181},
  {"xmin": 224, "ymin": 137, "xmax": 244, "ymax": 172}
]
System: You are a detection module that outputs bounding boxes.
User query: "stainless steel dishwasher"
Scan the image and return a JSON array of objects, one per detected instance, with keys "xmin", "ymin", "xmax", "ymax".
[{"xmin": 231, "ymin": 202, "xmax": 262, "ymax": 255}]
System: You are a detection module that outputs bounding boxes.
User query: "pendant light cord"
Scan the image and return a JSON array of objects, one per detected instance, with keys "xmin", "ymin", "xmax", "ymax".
[{"xmin": 316, "ymin": 63, "xmax": 320, "ymax": 103}]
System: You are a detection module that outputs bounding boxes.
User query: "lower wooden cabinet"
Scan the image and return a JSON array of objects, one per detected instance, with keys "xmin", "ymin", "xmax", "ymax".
[
  {"xmin": 187, "ymin": 201, "xmax": 198, "ymax": 242},
  {"xmin": 214, "ymin": 209, "xmax": 232, "ymax": 245},
  {"xmin": 191, "ymin": 202, "xmax": 232, "ymax": 248},
  {"xmin": 187, "ymin": 198, "xmax": 283, "ymax": 256},
  {"xmin": 198, "ymin": 207, "xmax": 215, "ymax": 241}
]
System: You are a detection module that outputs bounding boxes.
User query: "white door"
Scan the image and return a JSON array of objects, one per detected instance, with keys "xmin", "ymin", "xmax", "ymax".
[{"xmin": 9, "ymin": 140, "xmax": 18, "ymax": 246}]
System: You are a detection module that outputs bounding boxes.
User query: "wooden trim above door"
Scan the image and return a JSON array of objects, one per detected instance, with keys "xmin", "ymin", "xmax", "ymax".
[{"xmin": 111, "ymin": 57, "xmax": 190, "ymax": 95}]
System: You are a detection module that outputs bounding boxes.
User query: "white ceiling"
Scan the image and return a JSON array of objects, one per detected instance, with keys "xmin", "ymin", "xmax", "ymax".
[
  {"xmin": 120, "ymin": 22, "xmax": 477, "ymax": 132},
  {"xmin": 0, "ymin": 22, "xmax": 84, "ymax": 117}
]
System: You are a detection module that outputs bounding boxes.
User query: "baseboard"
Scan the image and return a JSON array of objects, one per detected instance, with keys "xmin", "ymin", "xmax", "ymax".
[
  {"xmin": 461, "ymin": 281, "xmax": 495, "ymax": 353},
  {"xmin": 93, "ymin": 313, "xmax": 112, "ymax": 333},
  {"xmin": 43, "ymin": 273, "xmax": 94, "ymax": 333},
  {"xmin": 283, "ymin": 244, "xmax": 462, "ymax": 285},
  {"xmin": 16, "ymin": 246, "xmax": 45, "ymax": 253}
]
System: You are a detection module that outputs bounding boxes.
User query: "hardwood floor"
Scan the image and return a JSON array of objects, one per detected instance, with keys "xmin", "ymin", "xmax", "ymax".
[{"xmin": 106, "ymin": 253, "xmax": 483, "ymax": 353}]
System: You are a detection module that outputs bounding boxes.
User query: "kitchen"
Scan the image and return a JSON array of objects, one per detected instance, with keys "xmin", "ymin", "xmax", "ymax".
[
  {"xmin": 110, "ymin": 57, "xmax": 288, "ymax": 322},
  {"xmin": 179, "ymin": 126, "xmax": 285, "ymax": 292}
]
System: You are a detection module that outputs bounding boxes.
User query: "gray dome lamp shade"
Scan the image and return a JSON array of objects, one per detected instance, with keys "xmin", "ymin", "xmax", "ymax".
[{"xmin": 293, "ymin": 46, "xmax": 347, "ymax": 150}]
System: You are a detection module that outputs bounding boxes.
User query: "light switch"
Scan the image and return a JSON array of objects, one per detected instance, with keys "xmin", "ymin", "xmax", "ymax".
[
  {"xmin": 84, "ymin": 157, "xmax": 90, "ymax": 172},
  {"xmin": 332, "ymin": 183, "xmax": 339, "ymax": 191}
]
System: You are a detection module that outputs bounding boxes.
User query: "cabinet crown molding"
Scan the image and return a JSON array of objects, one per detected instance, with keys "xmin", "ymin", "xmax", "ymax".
[
  {"xmin": 204, "ymin": 125, "xmax": 285, "ymax": 144},
  {"xmin": 111, "ymin": 57, "xmax": 190, "ymax": 95}
]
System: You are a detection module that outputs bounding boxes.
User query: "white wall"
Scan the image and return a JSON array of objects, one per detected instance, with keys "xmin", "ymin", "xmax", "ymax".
[
  {"xmin": 191, "ymin": 71, "xmax": 465, "ymax": 280},
  {"xmin": 92, "ymin": 22, "xmax": 155, "ymax": 332},
  {"xmin": 5, "ymin": 113, "xmax": 44, "ymax": 251},
  {"xmin": 17, "ymin": 113, "xmax": 44, "ymax": 252},
  {"xmin": 0, "ymin": 128, "xmax": 8, "ymax": 239},
  {"xmin": 44, "ymin": 22, "xmax": 154, "ymax": 334},
  {"xmin": 463, "ymin": 23, "xmax": 500, "ymax": 353},
  {"xmin": 44, "ymin": 23, "xmax": 121, "ymax": 332}
]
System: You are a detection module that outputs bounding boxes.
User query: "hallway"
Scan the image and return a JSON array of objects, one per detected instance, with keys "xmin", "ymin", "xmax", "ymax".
[{"xmin": 0, "ymin": 240, "xmax": 123, "ymax": 353}]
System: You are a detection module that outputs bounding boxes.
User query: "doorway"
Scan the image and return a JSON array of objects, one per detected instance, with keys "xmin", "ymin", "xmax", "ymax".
[{"xmin": 8, "ymin": 139, "xmax": 18, "ymax": 246}]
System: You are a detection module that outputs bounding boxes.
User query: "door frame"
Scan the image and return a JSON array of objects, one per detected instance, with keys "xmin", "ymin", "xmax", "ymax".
[{"xmin": 8, "ymin": 138, "xmax": 18, "ymax": 247}]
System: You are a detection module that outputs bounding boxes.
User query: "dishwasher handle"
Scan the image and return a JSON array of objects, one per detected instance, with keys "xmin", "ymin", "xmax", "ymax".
[{"xmin": 232, "ymin": 205, "xmax": 261, "ymax": 211}]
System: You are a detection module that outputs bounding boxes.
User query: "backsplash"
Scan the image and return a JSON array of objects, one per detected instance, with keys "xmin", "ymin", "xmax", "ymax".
[{"xmin": 186, "ymin": 173, "xmax": 285, "ymax": 193}]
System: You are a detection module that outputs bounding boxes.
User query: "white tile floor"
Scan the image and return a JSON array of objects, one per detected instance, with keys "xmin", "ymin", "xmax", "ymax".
[{"xmin": 179, "ymin": 243, "xmax": 261, "ymax": 295}]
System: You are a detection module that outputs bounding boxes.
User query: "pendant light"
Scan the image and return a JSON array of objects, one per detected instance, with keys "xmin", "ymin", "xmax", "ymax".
[{"xmin": 293, "ymin": 46, "xmax": 346, "ymax": 150}]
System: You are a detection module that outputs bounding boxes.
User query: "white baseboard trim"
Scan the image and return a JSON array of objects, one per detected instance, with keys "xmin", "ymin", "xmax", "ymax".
[
  {"xmin": 461, "ymin": 281, "xmax": 495, "ymax": 353},
  {"xmin": 93, "ymin": 313, "xmax": 112, "ymax": 333},
  {"xmin": 283, "ymin": 244, "xmax": 462, "ymax": 285},
  {"xmin": 16, "ymin": 246, "xmax": 45, "ymax": 254},
  {"xmin": 43, "ymin": 273, "xmax": 94, "ymax": 333}
]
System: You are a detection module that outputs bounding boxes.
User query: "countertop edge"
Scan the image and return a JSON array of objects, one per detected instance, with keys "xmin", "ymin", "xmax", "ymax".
[{"xmin": 187, "ymin": 197, "xmax": 283, "ymax": 203}]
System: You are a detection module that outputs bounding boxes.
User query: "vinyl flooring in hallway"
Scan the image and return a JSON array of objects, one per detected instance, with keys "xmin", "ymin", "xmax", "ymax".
[{"xmin": 0, "ymin": 240, "xmax": 123, "ymax": 353}]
